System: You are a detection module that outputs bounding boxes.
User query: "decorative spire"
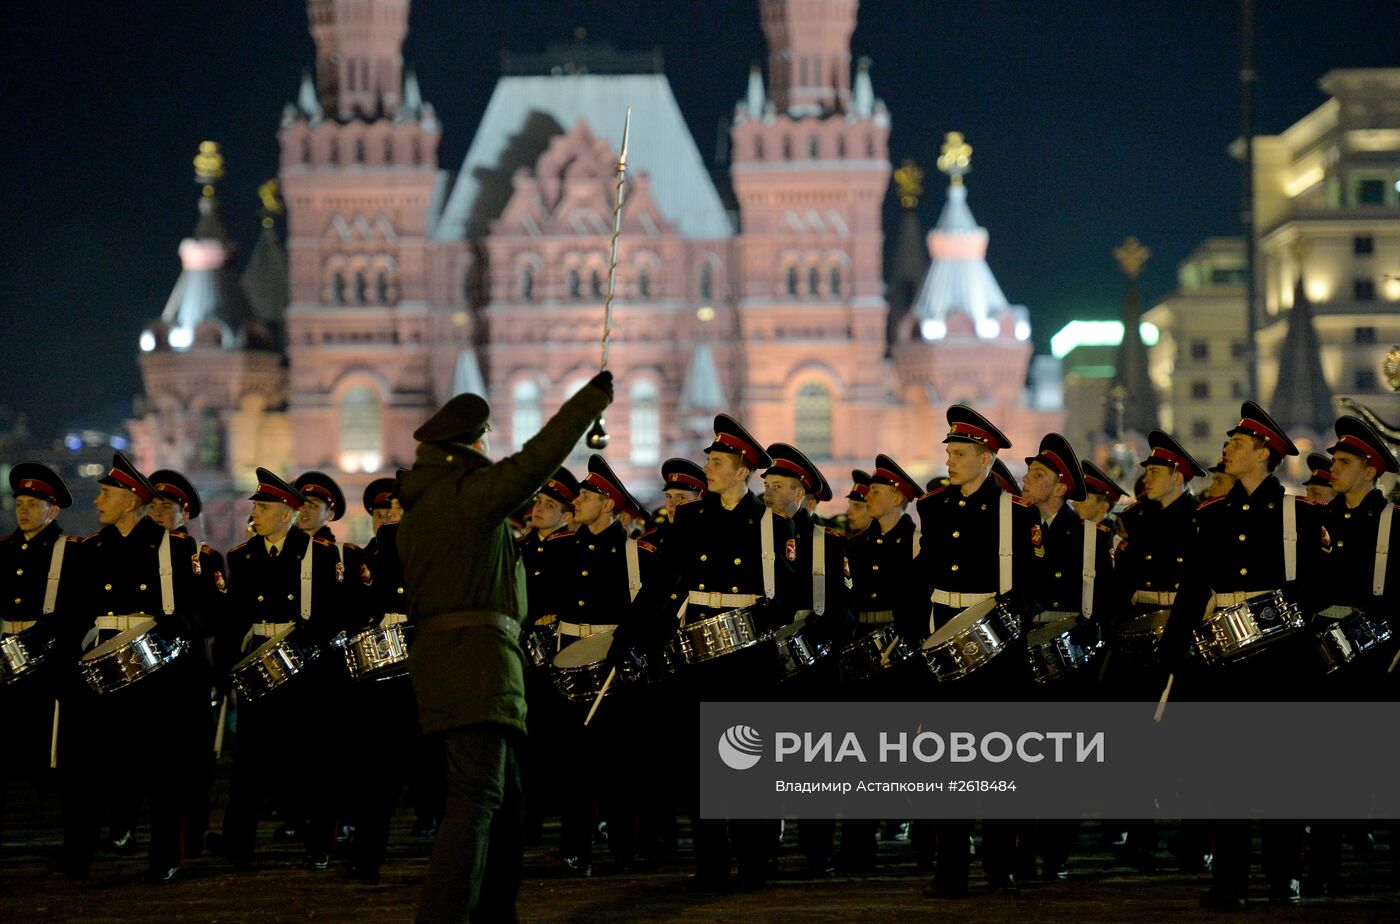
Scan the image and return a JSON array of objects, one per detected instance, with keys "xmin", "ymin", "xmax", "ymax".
[
  {"xmin": 746, "ymin": 64, "xmax": 765, "ymax": 116},
  {"xmin": 1106, "ymin": 236, "xmax": 1158, "ymax": 438},
  {"xmin": 1270, "ymin": 270, "xmax": 1335, "ymax": 439},
  {"xmin": 193, "ymin": 140, "xmax": 224, "ymax": 197},
  {"xmin": 257, "ymin": 179, "xmax": 284, "ymax": 229},
  {"xmin": 937, "ymin": 132, "xmax": 972, "ymax": 186},
  {"xmin": 852, "ymin": 57, "xmax": 874, "ymax": 117},
  {"xmin": 894, "ymin": 160, "xmax": 923, "ymax": 210},
  {"xmin": 298, "ymin": 69, "xmax": 322, "ymax": 120},
  {"xmin": 403, "ymin": 67, "xmax": 422, "ymax": 116}
]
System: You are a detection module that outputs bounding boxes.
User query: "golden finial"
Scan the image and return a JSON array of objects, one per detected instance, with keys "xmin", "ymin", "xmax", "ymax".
[
  {"xmin": 194, "ymin": 141, "xmax": 225, "ymax": 196},
  {"xmin": 1113, "ymin": 236, "xmax": 1152, "ymax": 280},
  {"xmin": 257, "ymin": 179, "xmax": 285, "ymax": 229},
  {"xmin": 1384, "ymin": 345, "xmax": 1400, "ymax": 392},
  {"xmin": 937, "ymin": 132, "xmax": 972, "ymax": 186},
  {"xmin": 894, "ymin": 160, "xmax": 924, "ymax": 209}
]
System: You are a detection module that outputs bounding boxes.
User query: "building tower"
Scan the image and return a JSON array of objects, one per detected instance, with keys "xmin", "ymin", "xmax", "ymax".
[
  {"xmin": 279, "ymin": 0, "xmax": 442, "ymax": 535},
  {"xmin": 730, "ymin": 0, "xmax": 892, "ymax": 465},
  {"xmin": 1106, "ymin": 236, "xmax": 1160, "ymax": 439}
]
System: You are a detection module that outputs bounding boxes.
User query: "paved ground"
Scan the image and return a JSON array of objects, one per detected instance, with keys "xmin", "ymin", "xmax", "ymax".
[{"xmin": 2, "ymin": 772, "xmax": 1397, "ymax": 922}]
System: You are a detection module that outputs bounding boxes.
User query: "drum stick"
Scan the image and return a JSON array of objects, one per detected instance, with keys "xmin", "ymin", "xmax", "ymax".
[
  {"xmin": 49, "ymin": 700, "xmax": 60, "ymax": 769},
  {"xmin": 1388, "ymin": 648, "xmax": 1400, "ymax": 674},
  {"xmin": 213, "ymin": 695, "xmax": 229, "ymax": 759},
  {"xmin": 879, "ymin": 636, "xmax": 900, "ymax": 668},
  {"xmin": 1153, "ymin": 673, "xmax": 1174, "ymax": 723},
  {"xmin": 584, "ymin": 668, "xmax": 617, "ymax": 726}
]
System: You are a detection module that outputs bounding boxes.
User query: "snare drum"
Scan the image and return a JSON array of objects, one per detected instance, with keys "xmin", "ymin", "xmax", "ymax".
[
  {"xmin": 552, "ymin": 630, "xmax": 624, "ymax": 702},
  {"xmin": 79, "ymin": 618, "xmax": 189, "ymax": 695},
  {"xmin": 1192, "ymin": 590, "xmax": 1304, "ymax": 666},
  {"xmin": 773, "ymin": 616, "xmax": 830, "ymax": 679},
  {"xmin": 1315, "ymin": 608, "xmax": 1392, "ymax": 674},
  {"xmin": 837, "ymin": 625, "xmax": 915, "ymax": 686},
  {"xmin": 0, "ymin": 627, "xmax": 56, "ymax": 685},
  {"xmin": 522, "ymin": 622, "xmax": 558, "ymax": 671},
  {"xmin": 335, "ymin": 623, "xmax": 412, "ymax": 681},
  {"xmin": 231, "ymin": 628, "xmax": 322, "ymax": 701},
  {"xmin": 675, "ymin": 605, "xmax": 767, "ymax": 665},
  {"xmin": 918, "ymin": 598, "xmax": 1021, "ymax": 683},
  {"xmin": 1117, "ymin": 608, "xmax": 1172, "ymax": 664},
  {"xmin": 631, "ymin": 638, "xmax": 686, "ymax": 685},
  {"xmin": 1026, "ymin": 613, "xmax": 1104, "ymax": 684}
]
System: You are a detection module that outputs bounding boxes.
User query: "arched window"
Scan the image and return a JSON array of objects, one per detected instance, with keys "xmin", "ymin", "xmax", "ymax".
[
  {"xmin": 568, "ymin": 268, "xmax": 582, "ymax": 299},
  {"xmin": 375, "ymin": 270, "xmax": 389, "ymax": 304},
  {"xmin": 590, "ymin": 267, "xmax": 604, "ymax": 298},
  {"xmin": 864, "ymin": 134, "xmax": 874, "ymax": 158},
  {"xmin": 383, "ymin": 137, "xmax": 394, "ymax": 163},
  {"xmin": 782, "ymin": 136, "xmax": 793, "ymax": 161},
  {"xmin": 807, "ymin": 135, "xmax": 818, "ymax": 159},
  {"xmin": 512, "ymin": 380, "xmax": 541, "ymax": 450},
  {"xmin": 519, "ymin": 264, "xmax": 534, "ymax": 302},
  {"xmin": 332, "ymin": 271, "xmax": 347, "ymax": 304},
  {"xmin": 795, "ymin": 382, "xmax": 833, "ymax": 460},
  {"xmin": 354, "ymin": 138, "xmax": 365, "ymax": 164},
  {"xmin": 786, "ymin": 265, "xmax": 799, "ymax": 297},
  {"xmin": 302, "ymin": 137, "xmax": 312, "ymax": 164},
  {"xmin": 354, "ymin": 271, "xmax": 368, "ymax": 304},
  {"xmin": 339, "ymin": 386, "xmax": 381, "ymax": 473},
  {"xmin": 630, "ymin": 379, "xmax": 661, "ymax": 466},
  {"xmin": 637, "ymin": 267, "xmax": 651, "ymax": 299},
  {"xmin": 807, "ymin": 266, "xmax": 821, "ymax": 297},
  {"xmin": 754, "ymin": 136, "xmax": 764, "ymax": 160},
  {"xmin": 836, "ymin": 135, "xmax": 846, "ymax": 159},
  {"xmin": 198, "ymin": 408, "xmax": 224, "ymax": 469},
  {"xmin": 329, "ymin": 137, "xmax": 340, "ymax": 165},
  {"xmin": 411, "ymin": 138, "xmax": 422, "ymax": 166},
  {"xmin": 829, "ymin": 264, "xmax": 843, "ymax": 298},
  {"xmin": 698, "ymin": 262, "xmax": 713, "ymax": 300}
]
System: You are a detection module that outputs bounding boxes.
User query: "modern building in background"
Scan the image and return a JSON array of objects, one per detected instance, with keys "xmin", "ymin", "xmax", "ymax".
[{"xmin": 128, "ymin": 0, "xmax": 1061, "ymax": 548}]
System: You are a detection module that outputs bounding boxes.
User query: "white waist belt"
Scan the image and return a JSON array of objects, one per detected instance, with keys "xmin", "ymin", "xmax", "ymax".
[
  {"xmin": 2, "ymin": 619, "xmax": 38, "ymax": 635},
  {"xmin": 1212, "ymin": 589, "xmax": 1273, "ymax": 609},
  {"xmin": 94, "ymin": 614, "xmax": 151, "ymax": 632},
  {"xmin": 858, "ymin": 611, "xmax": 894, "ymax": 625},
  {"xmin": 929, "ymin": 589, "xmax": 994, "ymax": 609},
  {"xmin": 686, "ymin": 591, "xmax": 759, "ymax": 610},
  {"xmin": 1033, "ymin": 610, "xmax": 1080, "ymax": 626},
  {"xmin": 557, "ymin": 621, "xmax": 618, "ymax": 638},
  {"xmin": 380, "ymin": 613, "xmax": 408, "ymax": 627},
  {"xmin": 251, "ymin": 621, "xmax": 295, "ymax": 639},
  {"xmin": 1132, "ymin": 590, "xmax": 1177, "ymax": 606}
]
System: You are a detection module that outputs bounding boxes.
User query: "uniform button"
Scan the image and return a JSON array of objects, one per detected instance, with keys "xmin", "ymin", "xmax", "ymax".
[
  {"xmin": 951, "ymin": 531, "xmax": 960, "ymax": 538},
  {"xmin": 1238, "ymin": 534, "xmax": 1246, "ymax": 542},
  {"xmin": 1267, "ymin": 503, "xmax": 1276, "ymax": 509},
  {"xmin": 733, "ymin": 557, "xmax": 742, "ymax": 565},
  {"xmin": 578, "ymin": 600, "xmax": 585, "ymax": 607},
  {"xmin": 1145, "ymin": 581, "xmax": 1153, "ymax": 588},
  {"xmin": 1343, "ymin": 512, "xmax": 1351, "ymax": 519},
  {"xmin": 287, "ymin": 594, "xmax": 294, "ymax": 601},
  {"xmin": 534, "ymin": 570, "xmax": 541, "ymax": 576},
  {"xmin": 1242, "ymin": 504, "xmax": 1250, "ymax": 511},
  {"xmin": 1336, "ymin": 540, "xmax": 1344, "ymax": 548},
  {"xmin": 15, "ymin": 568, "xmax": 22, "ymax": 576},
  {"xmin": 700, "ymin": 554, "xmax": 708, "ymax": 561},
  {"xmin": 20, "ymin": 543, "xmax": 27, "ymax": 550},
  {"xmin": 257, "ymin": 595, "xmax": 265, "ymax": 602},
  {"xmin": 397, "ymin": 587, "xmax": 404, "ymax": 594},
  {"xmin": 958, "ymin": 500, "xmax": 966, "ymax": 507},
  {"xmin": 536, "ymin": 546, "xmax": 544, "ymax": 553},
  {"xmin": 140, "ymin": 583, "xmax": 147, "ymax": 590},
  {"xmin": 870, "ymin": 592, "xmax": 878, "ymax": 599},
  {"xmin": 731, "ymin": 586, "xmax": 739, "ymax": 593},
  {"xmin": 1054, "ymin": 572, "xmax": 1062, "ymax": 579},
  {"xmin": 1239, "ymin": 568, "xmax": 1248, "ymax": 576},
  {"xmin": 12, "ymin": 598, "xmax": 19, "ymax": 605},
  {"xmin": 875, "ymin": 538, "xmax": 883, "ymax": 545},
  {"xmin": 1144, "ymin": 555, "xmax": 1152, "ymax": 561},
  {"xmin": 581, "ymin": 570, "xmax": 589, "ymax": 577},
  {"xmin": 871, "ymin": 564, "xmax": 880, "ymax": 572},
  {"xmin": 950, "ymin": 564, "xmax": 959, "ymax": 572},
  {"xmin": 1176, "ymin": 556, "xmax": 1183, "ymax": 563},
  {"xmin": 588, "ymin": 544, "xmax": 596, "ymax": 551},
  {"xmin": 104, "ymin": 584, "xmax": 112, "ymax": 590},
  {"xmin": 698, "ymin": 583, "xmax": 706, "ymax": 590}
]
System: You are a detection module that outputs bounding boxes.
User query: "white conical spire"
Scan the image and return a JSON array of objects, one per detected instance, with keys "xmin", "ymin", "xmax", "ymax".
[
  {"xmin": 852, "ymin": 57, "xmax": 874, "ymax": 117},
  {"xmin": 746, "ymin": 64, "xmax": 766, "ymax": 115},
  {"xmin": 403, "ymin": 68, "xmax": 422, "ymax": 116},
  {"xmin": 298, "ymin": 69, "xmax": 322, "ymax": 120},
  {"xmin": 451, "ymin": 347, "xmax": 487, "ymax": 397},
  {"xmin": 679, "ymin": 341, "xmax": 726, "ymax": 412}
]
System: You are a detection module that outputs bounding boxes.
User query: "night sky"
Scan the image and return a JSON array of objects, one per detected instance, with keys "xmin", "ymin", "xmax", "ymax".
[{"xmin": 3, "ymin": 1, "xmax": 1397, "ymax": 439}]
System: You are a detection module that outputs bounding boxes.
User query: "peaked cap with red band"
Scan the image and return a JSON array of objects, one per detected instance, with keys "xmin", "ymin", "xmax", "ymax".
[
  {"xmin": 1329, "ymin": 415, "xmax": 1398, "ymax": 475},
  {"xmin": 538, "ymin": 467, "xmax": 581, "ymax": 505},
  {"xmin": 944, "ymin": 404, "xmax": 1011, "ymax": 452},
  {"xmin": 661, "ymin": 458, "xmax": 706, "ymax": 495},
  {"xmin": 363, "ymin": 476, "xmax": 396, "ymax": 514},
  {"xmin": 149, "ymin": 469, "xmax": 202, "ymax": 520},
  {"xmin": 250, "ymin": 467, "xmax": 304, "ymax": 509},
  {"xmin": 581, "ymin": 454, "xmax": 644, "ymax": 517},
  {"xmin": 990, "ymin": 457, "xmax": 1021, "ymax": 497},
  {"xmin": 1140, "ymin": 429, "xmax": 1207, "ymax": 479},
  {"xmin": 871, "ymin": 454, "xmax": 920, "ymax": 501},
  {"xmin": 1302, "ymin": 452, "xmax": 1335, "ymax": 488},
  {"xmin": 10, "ymin": 461, "xmax": 72, "ymax": 508},
  {"xmin": 294, "ymin": 471, "xmax": 346, "ymax": 521},
  {"xmin": 1025, "ymin": 433, "xmax": 1088, "ymax": 502},
  {"xmin": 705, "ymin": 414, "xmax": 772, "ymax": 470},
  {"xmin": 763, "ymin": 442, "xmax": 824, "ymax": 495},
  {"xmin": 846, "ymin": 469, "xmax": 872, "ymax": 501},
  {"xmin": 98, "ymin": 452, "xmax": 157, "ymax": 505},
  {"xmin": 1080, "ymin": 460, "xmax": 1127, "ymax": 503},
  {"xmin": 1227, "ymin": 401, "xmax": 1298, "ymax": 458}
]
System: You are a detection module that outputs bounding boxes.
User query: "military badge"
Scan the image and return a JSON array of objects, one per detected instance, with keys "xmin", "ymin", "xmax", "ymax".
[
  {"xmin": 336, "ymin": 561, "xmax": 345, "ymax": 583},
  {"xmin": 191, "ymin": 553, "xmax": 202, "ymax": 575},
  {"xmin": 1031, "ymin": 523, "xmax": 1044, "ymax": 558},
  {"xmin": 785, "ymin": 539, "xmax": 797, "ymax": 562},
  {"xmin": 214, "ymin": 570, "xmax": 226, "ymax": 592},
  {"xmin": 1320, "ymin": 526, "xmax": 1331, "ymax": 550},
  {"xmin": 360, "ymin": 562, "xmax": 372, "ymax": 584}
]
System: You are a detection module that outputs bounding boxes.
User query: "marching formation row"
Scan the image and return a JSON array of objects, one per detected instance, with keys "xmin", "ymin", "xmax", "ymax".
[{"xmin": 1, "ymin": 386, "xmax": 1396, "ymax": 913}]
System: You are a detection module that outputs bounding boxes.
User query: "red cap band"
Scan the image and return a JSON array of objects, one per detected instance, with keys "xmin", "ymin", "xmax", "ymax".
[
  {"xmin": 370, "ymin": 491, "xmax": 393, "ymax": 508},
  {"xmin": 714, "ymin": 432, "xmax": 760, "ymax": 467},
  {"xmin": 259, "ymin": 483, "xmax": 303, "ymax": 507},
  {"xmin": 1147, "ymin": 447, "xmax": 1192, "ymax": 475},
  {"xmin": 873, "ymin": 467, "xmax": 917, "ymax": 499},
  {"xmin": 17, "ymin": 478, "xmax": 59, "ymax": 502},
  {"xmin": 1084, "ymin": 475, "xmax": 1119, "ymax": 499},
  {"xmin": 1236, "ymin": 418, "xmax": 1288, "ymax": 456},
  {"xmin": 948, "ymin": 422, "xmax": 1002, "ymax": 451},
  {"xmin": 1041, "ymin": 450, "xmax": 1075, "ymax": 488},
  {"xmin": 1336, "ymin": 435, "xmax": 1384, "ymax": 472},
  {"xmin": 583, "ymin": 472, "xmax": 625, "ymax": 508},
  {"xmin": 543, "ymin": 478, "xmax": 578, "ymax": 502},
  {"xmin": 153, "ymin": 482, "xmax": 191, "ymax": 508},
  {"xmin": 107, "ymin": 467, "xmax": 154, "ymax": 504},
  {"xmin": 302, "ymin": 484, "xmax": 337, "ymax": 507},
  {"xmin": 666, "ymin": 472, "xmax": 705, "ymax": 492},
  {"xmin": 768, "ymin": 458, "xmax": 814, "ymax": 491}
]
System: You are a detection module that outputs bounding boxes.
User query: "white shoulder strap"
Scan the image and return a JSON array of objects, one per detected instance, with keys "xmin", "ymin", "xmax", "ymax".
[
  {"xmin": 157, "ymin": 530, "xmax": 175, "ymax": 615},
  {"xmin": 998, "ymin": 492, "xmax": 1013, "ymax": 595},
  {"xmin": 625, "ymin": 538, "xmax": 642, "ymax": 602},
  {"xmin": 1375, "ymin": 504, "xmax": 1393, "ymax": 597},
  {"xmin": 760, "ymin": 508, "xmax": 776, "ymax": 600},
  {"xmin": 1080, "ymin": 519, "xmax": 1096, "ymax": 619},
  {"xmin": 300, "ymin": 538, "xmax": 314, "ymax": 619},
  {"xmin": 810, "ymin": 522, "xmax": 826, "ymax": 616},
  {"xmin": 336, "ymin": 541, "xmax": 345, "ymax": 564},
  {"xmin": 1282, "ymin": 494, "xmax": 1298, "ymax": 583},
  {"xmin": 42, "ymin": 536, "xmax": 68, "ymax": 615}
]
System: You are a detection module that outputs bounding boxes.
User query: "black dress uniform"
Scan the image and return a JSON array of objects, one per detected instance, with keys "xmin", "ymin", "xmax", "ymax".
[
  {"xmin": 62, "ymin": 454, "xmax": 212, "ymax": 882},
  {"xmin": 218, "ymin": 469, "xmax": 361, "ymax": 869},
  {"xmin": 1165, "ymin": 403, "xmax": 1327, "ymax": 908},
  {"xmin": 0, "ymin": 464, "xmax": 77, "ymax": 843}
]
